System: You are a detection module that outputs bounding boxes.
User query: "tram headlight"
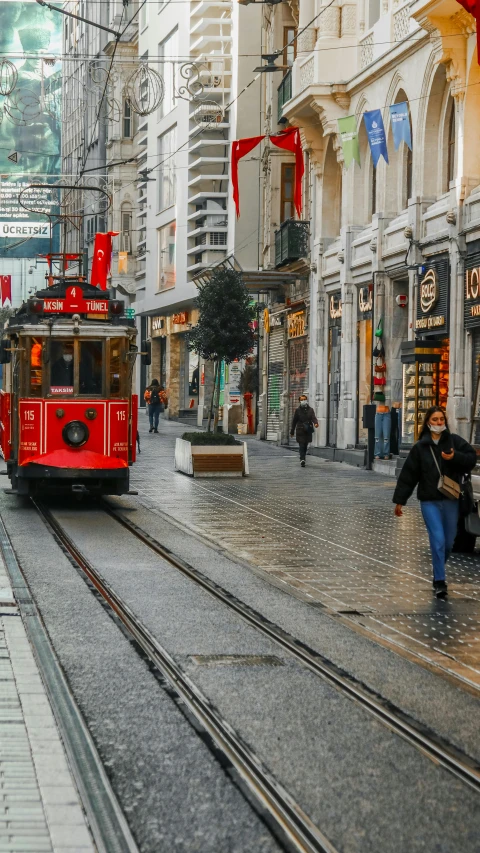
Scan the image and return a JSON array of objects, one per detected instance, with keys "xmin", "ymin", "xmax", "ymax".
[{"xmin": 62, "ymin": 420, "xmax": 89, "ymax": 448}]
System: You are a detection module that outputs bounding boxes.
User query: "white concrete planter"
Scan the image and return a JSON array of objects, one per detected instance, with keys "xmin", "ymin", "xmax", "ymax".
[{"xmin": 175, "ymin": 438, "xmax": 249, "ymax": 478}]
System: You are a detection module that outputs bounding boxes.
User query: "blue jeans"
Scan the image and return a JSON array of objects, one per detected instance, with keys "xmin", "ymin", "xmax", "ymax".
[
  {"xmin": 149, "ymin": 404, "xmax": 163, "ymax": 430},
  {"xmin": 374, "ymin": 411, "xmax": 391, "ymax": 458},
  {"xmin": 421, "ymin": 500, "xmax": 459, "ymax": 581}
]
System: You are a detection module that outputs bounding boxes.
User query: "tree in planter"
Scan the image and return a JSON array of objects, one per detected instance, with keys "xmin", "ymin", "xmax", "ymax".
[{"xmin": 187, "ymin": 268, "xmax": 256, "ymax": 432}]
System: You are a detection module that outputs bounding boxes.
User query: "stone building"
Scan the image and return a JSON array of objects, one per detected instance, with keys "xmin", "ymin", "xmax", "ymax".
[{"xmin": 257, "ymin": 0, "xmax": 480, "ymax": 467}]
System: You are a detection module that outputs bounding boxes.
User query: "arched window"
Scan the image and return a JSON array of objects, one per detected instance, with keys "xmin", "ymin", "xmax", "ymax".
[{"xmin": 447, "ymin": 104, "xmax": 456, "ymax": 186}]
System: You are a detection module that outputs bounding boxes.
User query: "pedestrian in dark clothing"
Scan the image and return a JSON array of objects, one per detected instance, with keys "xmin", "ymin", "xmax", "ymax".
[
  {"xmin": 290, "ymin": 395, "xmax": 319, "ymax": 467},
  {"xmin": 146, "ymin": 379, "xmax": 167, "ymax": 433},
  {"xmin": 393, "ymin": 406, "xmax": 476, "ymax": 598}
]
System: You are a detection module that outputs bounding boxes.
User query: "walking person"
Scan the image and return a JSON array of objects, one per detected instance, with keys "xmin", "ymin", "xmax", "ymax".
[
  {"xmin": 290, "ymin": 395, "xmax": 319, "ymax": 467},
  {"xmin": 393, "ymin": 406, "xmax": 476, "ymax": 598},
  {"xmin": 146, "ymin": 379, "xmax": 167, "ymax": 433}
]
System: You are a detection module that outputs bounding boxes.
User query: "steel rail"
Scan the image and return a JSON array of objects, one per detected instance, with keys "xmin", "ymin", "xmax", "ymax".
[
  {"xmin": 34, "ymin": 501, "xmax": 339, "ymax": 853},
  {"xmin": 102, "ymin": 502, "xmax": 480, "ymax": 795}
]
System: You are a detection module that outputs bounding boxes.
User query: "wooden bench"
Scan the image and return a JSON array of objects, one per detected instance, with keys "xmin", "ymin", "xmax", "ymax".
[{"xmin": 192, "ymin": 454, "xmax": 244, "ymax": 475}]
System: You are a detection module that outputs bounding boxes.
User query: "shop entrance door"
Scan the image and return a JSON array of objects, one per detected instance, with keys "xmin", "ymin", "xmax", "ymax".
[
  {"xmin": 357, "ymin": 318, "xmax": 372, "ymax": 444},
  {"xmin": 288, "ymin": 337, "xmax": 308, "ymax": 440},
  {"xmin": 266, "ymin": 328, "xmax": 284, "ymax": 441},
  {"xmin": 328, "ymin": 326, "xmax": 341, "ymax": 446}
]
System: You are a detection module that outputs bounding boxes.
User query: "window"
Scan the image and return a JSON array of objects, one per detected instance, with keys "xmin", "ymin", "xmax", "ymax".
[
  {"xmin": 159, "ymin": 29, "xmax": 178, "ymax": 118},
  {"xmin": 371, "ymin": 163, "xmax": 377, "ymax": 216},
  {"xmin": 283, "ymin": 27, "xmax": 297, "ymax": 71},
  {"xmin": 280, "ymin": 163, "xmax": 295, "ymax": 222},
  {"xmin": 140, "ymin": 1, "xmax": 148, "ymax": 30},
  {"xmin": 29, "ymin": 337, "xmax": 43, "ymax": 397},
  {"xmin": 109, "ymin": 338, "xmax": 124, "ymax": 397},
  {"xmin": 158, "ymin": 126, "xmax": 176, "ymax": 211},
  {"xmin": 121, "ymin": 208, "xmax": 133, "ymax": 254},
  {"xmin": 79, "ymin": 341, "xmax": 103, "ymax": 395},
  {"xmin": 447, "ymin": 104, "xmax": 456, "ymax": 186},
  {"xmin": 158, "ymin": 222, "xmax": 176, "ymax": 291},
  {"xmin": 49, "ymin": 340, "xmax": 104, "ymax": 396},
  {"xmin": 123, "ymin": 98, "xmax": 132, "ymax": 139}
]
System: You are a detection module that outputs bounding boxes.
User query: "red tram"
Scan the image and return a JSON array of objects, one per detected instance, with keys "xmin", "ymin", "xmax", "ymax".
[{"xmin": 0, "ymin": 275, "xmax": 140, "ymax": 496}]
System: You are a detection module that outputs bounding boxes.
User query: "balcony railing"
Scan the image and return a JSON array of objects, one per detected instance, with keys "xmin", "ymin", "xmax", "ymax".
[
  {"xmin": 277, "ymin": 69, "xmax": 292, "ymax": 123},
  {"xmin": 274, "ymin": 219, "xmax": 309, "ymax": 267}
]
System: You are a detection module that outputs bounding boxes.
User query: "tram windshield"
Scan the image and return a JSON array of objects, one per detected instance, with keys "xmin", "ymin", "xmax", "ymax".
[{"xmin": 49, "ymin": 340, "xmax": 104, "ymax": 396}]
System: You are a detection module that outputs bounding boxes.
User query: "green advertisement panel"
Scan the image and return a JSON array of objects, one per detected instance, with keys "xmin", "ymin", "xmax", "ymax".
[{"xmin": 0, "ymin": 0, "xmax": 61, "ymax": 258}]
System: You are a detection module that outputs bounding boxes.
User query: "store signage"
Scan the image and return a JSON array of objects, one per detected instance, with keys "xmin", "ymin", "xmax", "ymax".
[
  {"xmin": 358, "ymin": 286, "xmax": 372, "ymax": 314},
  {"xmin": 288, "ymin": 311, "xmax": 306, "ymax": 338},
  {"xmin": 173, "ymin": 312, "xmax": 188, "ymax": 325},
  {"xmin": 152, "ymin": 317, "xmax": 164, "ymax": 332},
  {"xmin": 464, "ymin": 258, "xmax": 480, "ymax": 329},
  {"xmin": 42, "ymin": 287, "xmax": 108, "ymax": 315},
  {"xmin": 329, "ymin": 294, "xmax": 342, "ymax": 320},
  {"xmin": 419, "ymin": 269, "xmax": 439, "ymax": 313},
  {"xmin": 415, "ymin": 258, "xmax": 449, "ymax": 334},
  {"xmin": 263, "ymin": 308, "xmax": 270, "ymax": 335}
]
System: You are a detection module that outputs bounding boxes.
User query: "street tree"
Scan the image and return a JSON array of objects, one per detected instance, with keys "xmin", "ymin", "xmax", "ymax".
[{"xmin": 187, "ymin": 267, "xmax": 256, "ymax": 432}]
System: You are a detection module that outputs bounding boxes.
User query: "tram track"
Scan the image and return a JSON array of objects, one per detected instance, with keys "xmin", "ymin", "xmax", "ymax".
[{"xmin": 32, "ymin": 498, "xmax": 480, "ymax": 853}]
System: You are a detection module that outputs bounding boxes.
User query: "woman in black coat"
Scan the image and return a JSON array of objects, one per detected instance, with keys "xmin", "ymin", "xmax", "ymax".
[
  {"xmin": 393, "ymin": 406, "xmax": 476, "ymax": 598},
  {"xmin": 290, "ymin": 395, "xmax": 319, "ymax": 467}
]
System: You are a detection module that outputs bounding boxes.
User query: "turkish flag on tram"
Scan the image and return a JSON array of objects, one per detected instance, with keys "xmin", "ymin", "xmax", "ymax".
[
  {"xmin": 456, "ymin": 0, "xmax": 480, "ymax": 62},
  {"xmin": 0, "ymin": 275, "xmax": 11, "ymax": 306},
  {"xmin": 90, "ymin": 232, "xmax": 119, "ymax": 291}
]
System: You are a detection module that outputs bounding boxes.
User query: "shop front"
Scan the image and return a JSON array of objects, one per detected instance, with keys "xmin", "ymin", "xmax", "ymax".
[
  {"xmin": 287, "ymin": 306, "xmax": 308, "ymax": 437},
  {"xmin": 327, "ymin": 292, "xmax": 342, "ymax": 447},
  {"xmin": 356, "ymin": 285, "xmax": 372, "ymax": 445},
  {"xmin": 150, "ymin": 315, "xmax": 167, "ymax": 391},
  {"xmin": 148, "ymin": 309, "xmax": 199, "ymax": 418},
  {"xmin": 401, "ymin": 255, "xmax": 450, "ymax": 445},
  {"xmin": 464, "ymin": 240, "xmax": 480, "ymax": 445}
]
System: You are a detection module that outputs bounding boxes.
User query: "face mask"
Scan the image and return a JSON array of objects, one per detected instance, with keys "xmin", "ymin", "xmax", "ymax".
[
  {"xmin": 429, "ymin": 424, "xmax": 446, "ymax": 434},
  {"xmin": 63, "ymin": 354, "xmax": 73, "ymax": 364},
  {"xmin": 300, "ymin": 400, "xmax": 308, "ymax": 408}
]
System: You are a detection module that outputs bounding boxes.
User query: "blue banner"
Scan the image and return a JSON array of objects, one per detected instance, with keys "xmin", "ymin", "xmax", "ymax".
[
  {"xmin": 389, "ymin": 102, "xmax": 412, "ymax": 151},
  {"xmin": 363, "ymin": 109, "xmax": 388, "ymax": 168}
]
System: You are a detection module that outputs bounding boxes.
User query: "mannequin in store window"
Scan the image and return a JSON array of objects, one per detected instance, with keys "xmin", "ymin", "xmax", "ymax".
[{"xmin": 374, "ymin": 393, "xmax": 391, "ymax": 460}]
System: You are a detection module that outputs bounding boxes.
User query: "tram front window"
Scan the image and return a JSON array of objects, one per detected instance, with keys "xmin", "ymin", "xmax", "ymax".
[
  {"xmin": 50, "ymin": 341, "xmax": 74, "ymax": 394},
  {"xmin": 79, "ymin": 341, "xmax": 103, "ymax": 395},
  {"xmin": 29, "ymin": 337, "xmax": 43, "ymax": 397}
]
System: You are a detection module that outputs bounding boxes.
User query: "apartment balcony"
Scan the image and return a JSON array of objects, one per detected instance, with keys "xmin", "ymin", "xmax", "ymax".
[
  {"xmin": 277, "ymin": 70, "xmax": 292, "ymax": 123},
  {"xmin": 190, "ymin": 17, "xmax": 232, "ymax": 36},
  {"xmin": 189, "ymin": 156, "xmax": 229, "ymax": 170},
  {"xmin": 191, "ymin": 0, "xmax": 232, "ymax": 15},
  {"xmin": 274, "ymin": 220, "xmax": 310, "ymax": 268},
  {"xmin": 188, "ymin": 174, "xmax": 229, "ymax": 189}
]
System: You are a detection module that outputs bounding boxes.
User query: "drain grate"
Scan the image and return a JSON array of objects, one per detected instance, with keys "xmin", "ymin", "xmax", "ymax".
[{"xmin": 190, "ymin": 654, "xmax": 284, "ymax": 667}]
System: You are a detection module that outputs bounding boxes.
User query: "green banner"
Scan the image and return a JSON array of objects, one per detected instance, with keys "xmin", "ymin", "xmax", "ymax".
[{"xmin": 337, "ymin": 116, "xmax": 360, "ymax": 169}]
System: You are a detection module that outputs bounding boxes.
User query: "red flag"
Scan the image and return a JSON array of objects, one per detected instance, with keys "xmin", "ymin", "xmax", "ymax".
[
  {"xmin": 270, "ymin": 128, "xmax": 304, "ymax": 218},
  {"xmin": 90, "ymin": 232, "xmax": 119, "ymax": 291},
  {"xmin": 0, "ymin": 275, "xmax": 11, "ymax": 306},
  {"xmin": 232, "ymin": 136, "xmax": 265, "ymax": 217},
  {"xmin": 456, "ymin": 0, "xmax": 480, "ymax": 62}
]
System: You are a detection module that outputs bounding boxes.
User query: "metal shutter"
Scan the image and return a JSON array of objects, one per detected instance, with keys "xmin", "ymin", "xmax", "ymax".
[
  {"xmin": 266, "ymin": 328, "xmax": 284, "ymax": 441},
  {"xmin": 288, "ymin": 337, "xmax": 308, "ymax": 433},
  {"xmin": 472, "ymin": 328, "xmax": 480, "ymax": 444}
]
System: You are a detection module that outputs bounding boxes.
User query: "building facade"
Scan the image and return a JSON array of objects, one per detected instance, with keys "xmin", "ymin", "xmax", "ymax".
[
  {"xmin": 133, "ymin": 0, "xmax": 262, "ymax": 421},
  {"xmin": 257, "ymin": 0, "xmax": 480, "ymax": 464}
]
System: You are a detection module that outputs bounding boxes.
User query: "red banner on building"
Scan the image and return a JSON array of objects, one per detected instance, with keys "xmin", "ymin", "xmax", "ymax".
[
  {"xmin": 90, "ymin": 232, "xmax": 119, "ymax": 291},
  {"xmin": 0, "ymin": 275, "xmax": 11, "ymax": 306}
]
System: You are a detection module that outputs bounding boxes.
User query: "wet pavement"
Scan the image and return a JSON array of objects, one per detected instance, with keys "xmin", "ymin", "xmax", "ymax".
[{"xmin": 133, "ymin": 416, "xmax": 480, "ymax": 690}]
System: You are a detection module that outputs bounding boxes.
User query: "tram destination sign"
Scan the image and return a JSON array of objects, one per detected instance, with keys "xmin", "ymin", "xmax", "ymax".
[{"xmin": 42, "ymin": 286, "xmax": 108, "ymax": 315}]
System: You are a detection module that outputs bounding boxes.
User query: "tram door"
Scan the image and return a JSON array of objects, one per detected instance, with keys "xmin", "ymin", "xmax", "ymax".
[{"xmin": 327, "ymin": 326, "xmax": 341, "ymax": 446}]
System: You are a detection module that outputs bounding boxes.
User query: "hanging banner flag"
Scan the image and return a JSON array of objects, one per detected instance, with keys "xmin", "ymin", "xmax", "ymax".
[
  {"xmin": 337, "ymin": 116, "xmax": 361, "ymax": 169},
  {"xmin": 118, "ymin": 251, "xmax": 128, "ymax": 274},
  {"xmin": 389, "ymin": 102, "xmax": 412, "ymax": 151},
  {"xmin": 0, "ymin": 275, "xmax": 11, "ymax": 306},
  {"xmin": 455, "ymin": 0, "xmax": 480, "ymax": 63},
  {"xmin": 270, "ymin": 128, "xmax": 304, "ymax": 218},
  {"xmin": 90, "ymin": 232, "xmax": 119, "ymax": 291},
  {"xmin": 232, "ymin": 135, "xmax": 265, "ymax": 218},
  {"xmin": 363, "ymin": 109, "xmax": 389, "ymax": 167}
]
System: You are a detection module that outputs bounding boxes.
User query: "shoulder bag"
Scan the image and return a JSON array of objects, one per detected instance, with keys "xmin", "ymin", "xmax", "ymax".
[{"xmin": 430, "ymin": 446, "xmax": 461, "ymax": 501}]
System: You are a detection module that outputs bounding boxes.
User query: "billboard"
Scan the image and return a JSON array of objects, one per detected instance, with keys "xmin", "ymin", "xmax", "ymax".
[{"xmin": 0, "ymin": 0, "xmax": 61, "ymax": 258}]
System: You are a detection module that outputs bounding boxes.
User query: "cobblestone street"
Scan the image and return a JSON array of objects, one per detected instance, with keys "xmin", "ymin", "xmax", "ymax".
[{"xmin": 133, "ymin": 417, "xmax": 480, "ymax": 690}]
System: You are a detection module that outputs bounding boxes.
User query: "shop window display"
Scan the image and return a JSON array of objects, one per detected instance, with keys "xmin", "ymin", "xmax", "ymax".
[{"xmin": 402, "ymin": 341, "xmax": 449, "ymax": 444}]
